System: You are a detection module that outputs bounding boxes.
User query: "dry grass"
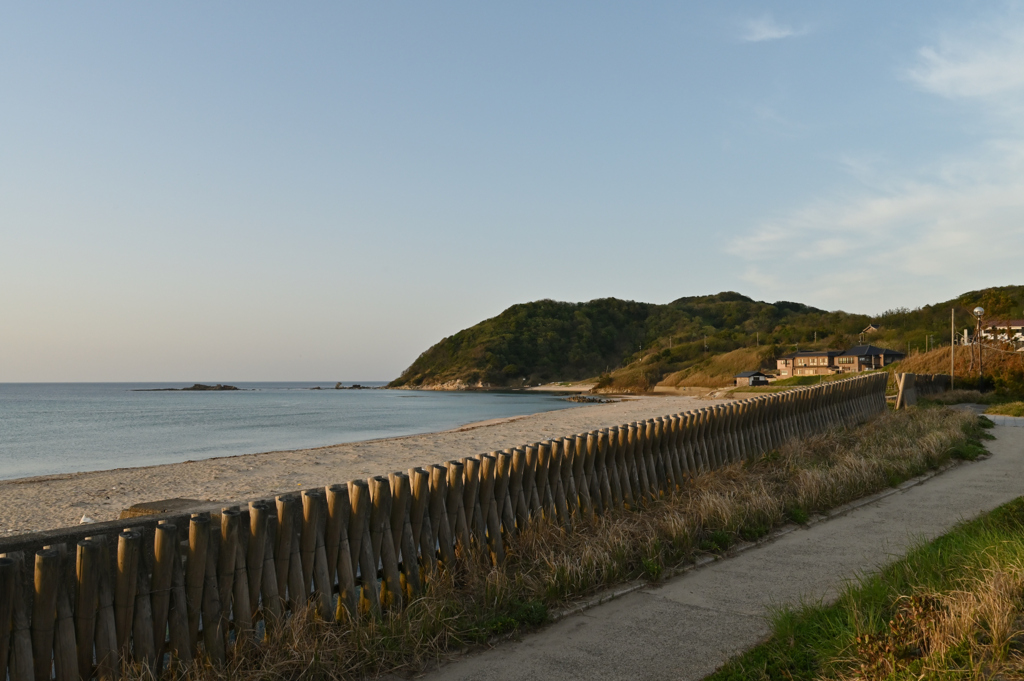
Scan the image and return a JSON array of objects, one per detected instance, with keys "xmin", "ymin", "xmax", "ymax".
[
  {"xmin": 890, "ymin": 343, "xmax": 1024, "ymax": 381},
  {"xmin": 125, "ymin": 407, "xmax": 984, "ymax": 681},
  {"xmin": 924, "ymin": 389, "xmax": 991, "ymax": 405},
  {"xmin": 658, "ymin": 346, "xmax": 769, "ymax": 389},
  {"xmin": 987, "ymin": 401, "xmax": 1024, "ymax": 417},
  {"xmin": 834, "ymin": 562, "xmax": 1024, "ymax": 680}
]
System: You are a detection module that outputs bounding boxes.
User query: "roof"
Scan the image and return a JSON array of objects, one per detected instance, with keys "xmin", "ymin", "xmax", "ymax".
[
  {"xmin": 986, "ymin": 319, "xmax": 1024, "ymax": 328},
  {"xmin": 778, "ymin": 350, "xmax": 842, "ymax": 359},
  {"xmin": 839, "ymin": 345, "xmax": 905, "ymax": 357},
  {"xmin": 735, "ymin": 371, "xmax": 767, "ymax": 378}
]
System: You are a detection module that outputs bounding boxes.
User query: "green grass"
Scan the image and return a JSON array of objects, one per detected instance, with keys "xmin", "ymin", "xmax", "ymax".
[
  {"xmin": 707, "ymin": 496, "xmax": 1024, "ymax": 681},
  {"xmin": 986, "ymin": 400, "xmax": 1024, "ymax": 417}
]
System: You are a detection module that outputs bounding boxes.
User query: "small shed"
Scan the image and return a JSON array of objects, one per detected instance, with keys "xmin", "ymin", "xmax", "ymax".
[{"xmin": 734, "ymin": 371, "xmax": 769, "ymax": 387}]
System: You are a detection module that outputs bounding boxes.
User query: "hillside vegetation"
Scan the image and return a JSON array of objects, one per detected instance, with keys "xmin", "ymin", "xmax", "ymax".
[{"xmin": 389, "ymin": 285, "xmax": 1024, "ymax": 392}]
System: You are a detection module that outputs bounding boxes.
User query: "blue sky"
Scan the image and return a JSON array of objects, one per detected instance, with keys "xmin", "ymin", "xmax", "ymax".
[{"xmin": 3, "ymin": 2, "xmax": 1023, "ymax": 381}]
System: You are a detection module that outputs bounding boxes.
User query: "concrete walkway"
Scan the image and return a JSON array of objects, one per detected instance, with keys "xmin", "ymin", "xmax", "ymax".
[{"xmin": 411, "ymin": 424, "xmax": 1024, "ymax": 681}]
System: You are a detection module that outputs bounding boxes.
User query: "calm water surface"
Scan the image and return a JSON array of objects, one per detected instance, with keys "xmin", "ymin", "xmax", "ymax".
[{"xmin": 0, "ymin": 383, "xmax": 579, "ymax": 480}]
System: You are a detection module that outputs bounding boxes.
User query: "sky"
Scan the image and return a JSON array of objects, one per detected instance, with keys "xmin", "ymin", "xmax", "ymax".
[{"xmin": 2, "ymin": 1, "xmax": 1023, "ymax": 381}]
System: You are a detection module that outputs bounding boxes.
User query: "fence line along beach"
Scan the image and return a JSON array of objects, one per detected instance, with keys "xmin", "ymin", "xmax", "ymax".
[
  {"xmin": 0, "ymin": 374, "xmax": 888, "ymax": 681},
  {"xmin": 0, "ymin": 394, "xmax": 725, "ymax": 537}
]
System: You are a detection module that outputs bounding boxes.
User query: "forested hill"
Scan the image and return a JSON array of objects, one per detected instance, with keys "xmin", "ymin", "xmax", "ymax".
[
  {"xmin": 388, "ymin": 286, "xmax": 1024, "ymax": 391},
  {"xmin": 388, "ymin": 292, "xmax": 860, "ymax": 389}
]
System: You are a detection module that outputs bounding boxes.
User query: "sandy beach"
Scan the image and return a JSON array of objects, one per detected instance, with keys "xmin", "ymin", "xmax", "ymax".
[{"xmin": 0, "ymin": 394, "xmax": 726, "ymax": 537}]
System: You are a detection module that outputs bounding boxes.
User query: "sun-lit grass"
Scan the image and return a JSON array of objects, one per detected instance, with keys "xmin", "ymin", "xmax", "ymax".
[
  {"xmin": 986, "ymin": 401, "xmax": 1024, "ymax": 417},
  {"xmin": 123, "ymin": 407, "xmax": 988, "ymax": 681},
  {"xmin": 708, "ymin": 494, "xmax": 1024, "ymax": 681}
]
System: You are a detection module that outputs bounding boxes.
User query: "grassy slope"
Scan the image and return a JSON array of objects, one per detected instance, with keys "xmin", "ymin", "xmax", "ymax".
[
  {"xmin": 655, "ymin": 346, "xmax": 769, "ymax": 389},
  {"xmin": 706, "ymin": 446, "xmax": 1024, "ymax": 681}
]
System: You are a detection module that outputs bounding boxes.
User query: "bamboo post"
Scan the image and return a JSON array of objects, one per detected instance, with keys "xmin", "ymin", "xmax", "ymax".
[
  {"xmin": 521, "ymin": 446, "xmax": 540, "ymax": 521},
  {"xmin": 583, "ymin": 433, "xmax": 602, "ymax": 512},
  {"xmin": 74, "ymin": 540, "xmax": 99, "ymax": 681},
  {"xmin": 89, "ymin": 537, "xmax": 117, "ymax": 681},
  {"xmin": 614, "ymin": 426, "xmax": 634, "ymax": 508},
  {"xmin": 600, "ymin": 429, "xmax": 620, "ymax": 509},
  {"xmin": 326, "ymin": 485, "xmax": 357, "ymax": 621},
  {"xmin": 199, "ymin": 522, "xmax": 224, "ymax": 666},
  {"xmin": 445, "ymin": 461, "xmax": 471, "ymax": 558},
  {"xmin": 324, "ymin": 484, "xmax": 347, "ymax": 595},
  {"xmin": 578, "ymin": 434, "xmax": 599, "ymax": 515},
  {"xmin": 286, "ymin": 516, "xmax": 306, "ymax": 614},
  {"xmin": 150, "ymin": 523, "xmax": 175, "ymax": 672},
  {"xmin": 167, "ymin": 538, "xmax": 192, "ymax": 666},
  {"xmin": 410, "ymin": 468, "xmax": 436, "ymax": 575},
  {"xmin": 509, "ymin": 449, "xmax": 529, "ymax": 532},
  {"xmin": 299, "ymin": 492, "xmax": 319, "ymax": 604},
  {"xmin": 184, "ymin": 515, "xmax": 208, "ymax": 652},
  {"xmin": 48, "ymin": 545, "xmax": 77, "ymax": 681},
  {"xmin": 662, "ymin": 416, "xmax": 680, "ymax": 488},
  {"xmin": 246, "ymin": 502, "xmax": 269, "ymax": 621},
  {"xmin": 260, "ymin": 514, "xmax": 281, "ymax": 627},
  {"xmin": 461, "ymin": 458, "xmax": 486, "ymax": 551},
  {"xmin": 273, "ymin": 495, "xmax": 297, "ymax": 611},
  {"xmin": 627, "ymin": 423, "xmax": 648, "ymax": 501},
  {"xmin": 369, "ymin": 476, "xmax": 404, "ymax": 610},
  {"xmin": 348, "ymin": 479, "xmax": 381, "ymax": 617},
  {"xmin": 131, "ymin": 539, "xmax": 156, "ymax": 669},
  {"xmin": 650, "ymin": 419, "xmax": 667, "ymax": 494},
  {"xmin": 548, "ymin": 441, "xmax": 569, "ymax": 528},
  {"xmin": 560, "ymin": 437, "xmax": 580, "ymax": 518},
  {"xmin": 232, "ymin": 530, "xmax": 253, "ymax": 645},
  {"xmin": 301, "ymin": 490, "xmax": 331, "ymax": 617},
  {"xmin": 429, "ymin": 465, "xmax": 457, "ymax": 568},
  {"xmin": 534, "ymin": 442, "xmax": 554, "ymax": 520},
  {"xmin": 495, "ymin": 452, "xmax": 517, "ymax": 540},
  {"xmin": 217, "ymin": 509, "xmax": 238, "ymax": 651},
  {"xmin": 0, "ymin": 556, "xmax": 16, "ymax": 681},
  {"xmin": 31, "ymin": 547, "xmax": 59, "ymax": 681},
  {"xmin": 3, "ymin": 551, "xmax": 33, "ymax": 681},
  {"xmin": 478, "ymin": 455, "xmax": 504, "ymax": 565},
  {"xmin": 389, "ymin": 473, "xmax": 420, "ymax": 599},
  {"xmin": 647, "ymin": 419, "xmax": 663, "ymax": 493}
]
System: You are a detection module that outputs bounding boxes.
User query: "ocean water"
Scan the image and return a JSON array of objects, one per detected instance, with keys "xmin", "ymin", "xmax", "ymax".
[{"xmin": 0, "ymin": 383, "xmax": 580, "ymax": 480}]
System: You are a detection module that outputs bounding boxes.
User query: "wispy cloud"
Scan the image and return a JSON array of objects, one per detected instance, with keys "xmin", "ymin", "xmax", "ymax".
[
  {"xmin": 741, "ymin": 15, "xmax": 809, "ymax": 43},
  {"xmin": 729, "ymin": 12, "xmax": 1024, "ymax": 311},
  {"xmin": 906, "ymin": 23, "xmax": 1024, "ymax": 99}
]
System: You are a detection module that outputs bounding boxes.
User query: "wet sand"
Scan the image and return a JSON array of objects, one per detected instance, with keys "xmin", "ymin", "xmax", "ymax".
[{"xmin": 0, "ymin": 394, "xmax": 725, "ymax": 537}]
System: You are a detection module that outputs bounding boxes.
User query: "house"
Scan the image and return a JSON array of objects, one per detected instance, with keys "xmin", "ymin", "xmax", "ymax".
[
  {"xmin": 835, "ymin": 345, "xmax": 905, "ymax": 372},
  {"xmin": 862, "ymin": 324, "xmax": 880, "ymax": 334},
  {"xmin": 980, "ymin": 320, "xmax": 1024, "ymax": 341},
  {"xmin": 776, "ymin": 350, "xmax": 842, "ymax": 377},
  {"xmin": 734, "ymin": 371, "xmax": 769, "ymax": 387}
]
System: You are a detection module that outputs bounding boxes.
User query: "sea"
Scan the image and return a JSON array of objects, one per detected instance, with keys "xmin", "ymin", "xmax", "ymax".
[{"xmin": 0, "ymin": 382, "xmax": 581, "ymax": 481}]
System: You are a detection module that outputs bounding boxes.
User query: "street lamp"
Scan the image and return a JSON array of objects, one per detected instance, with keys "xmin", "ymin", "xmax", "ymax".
[{"xmin": 973, "ymin": 306, "xmax": 985, "ymax": 381}]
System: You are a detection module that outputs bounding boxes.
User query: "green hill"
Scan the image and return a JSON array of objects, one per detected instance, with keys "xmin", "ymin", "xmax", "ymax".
[
  {"xmin": 389, "ymin": 292, "xmax": 852, "ymax": 389},
  {"xmin": 389, "ymin": 285, "xmax": 1024, "ymax": 392}
]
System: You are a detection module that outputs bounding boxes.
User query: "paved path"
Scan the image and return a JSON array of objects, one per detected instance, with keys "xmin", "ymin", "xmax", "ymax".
[{"xmin": 411, "ymin": 423, "xmax": 1024, "ymax": 681}]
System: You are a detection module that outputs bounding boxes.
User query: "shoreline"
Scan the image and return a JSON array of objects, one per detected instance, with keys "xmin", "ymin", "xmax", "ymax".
[{"xmin": 0, "ymin": 393, "xmax": 724, "ymax": 537}]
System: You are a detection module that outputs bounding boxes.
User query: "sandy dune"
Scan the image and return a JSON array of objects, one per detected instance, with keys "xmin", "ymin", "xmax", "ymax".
[{"xmin": 0, "ymin": 394, "xmax": 725, "ymax": 536}]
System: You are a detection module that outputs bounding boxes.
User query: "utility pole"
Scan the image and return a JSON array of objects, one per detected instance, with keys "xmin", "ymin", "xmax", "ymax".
[
  {"xmin": 974, "ymin": 307, "xmax": 985, "ymax": 382},
  {"xmin": 950, "ymin": 308, "xmax": 955, "ymax": 389}
]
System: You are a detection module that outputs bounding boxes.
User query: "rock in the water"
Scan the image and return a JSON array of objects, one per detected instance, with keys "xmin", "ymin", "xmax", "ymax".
[{"xmin": 181, "ymin": 384, "xmax": 239, "ymax": 391}]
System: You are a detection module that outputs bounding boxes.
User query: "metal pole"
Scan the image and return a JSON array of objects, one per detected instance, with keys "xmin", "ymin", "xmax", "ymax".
[{"xmin": 974, "ymin": 315, "xmax": 983, "ymax": 378}]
